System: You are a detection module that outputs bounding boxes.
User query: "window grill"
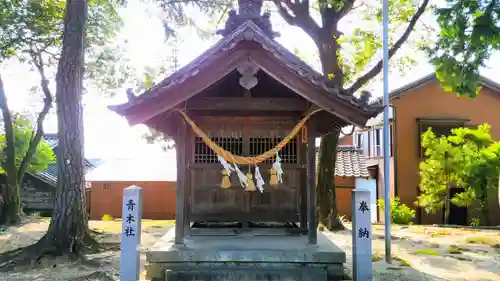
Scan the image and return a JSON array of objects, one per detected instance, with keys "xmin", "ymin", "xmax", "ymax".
[
  {"xmin": 194, "ymin": 136, "xmax": 243, "ymax": 163},
  {"xmin": 192, "ymin": 121, "xmax": 298, "ymax": 164},
  {"xmin": 249, "ymin": 137, "xmax": 298, "ymax": 164}
]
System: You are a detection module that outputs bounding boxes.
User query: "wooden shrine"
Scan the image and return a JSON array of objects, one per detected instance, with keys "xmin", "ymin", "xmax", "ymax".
[{"xmin": 110, "ymin": 0, "xmax": 377, "ymax": 280}]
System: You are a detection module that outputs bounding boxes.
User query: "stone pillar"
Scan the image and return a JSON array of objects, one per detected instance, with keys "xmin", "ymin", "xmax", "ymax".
[
  {"xmin": 120, "ymin": 185, "xmax": 143, "ymax": 281},
  {"xmin": 355, "ymin": 177, "xmax": 377, "ymax": 223},
  {"xmin": 352, "ymin": 189, "xmax": 372, "ymax": 281}
]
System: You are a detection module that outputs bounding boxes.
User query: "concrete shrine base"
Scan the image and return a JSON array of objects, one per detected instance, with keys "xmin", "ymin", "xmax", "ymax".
[{"xmin": 146, "ymin": 228, "xmax": 346, "ymax": 281}]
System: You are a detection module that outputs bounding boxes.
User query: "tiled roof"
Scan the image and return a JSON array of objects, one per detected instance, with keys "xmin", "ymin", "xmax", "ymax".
[
  {"xmin": 335, "ymin": 146, "xmax": 370, "ymax": 178},
  {"xmin": 34, "ymin": 161, "xmax": 96, "ymax": 187},
  {"xmin": 316, "ymin": 145, "xmax": 370, "ymax": 178},
  {"xmin": 109, "ymin": 20, "xmax": 380, "ymax": 126},
  {"xmin": 43, "ymin": 133, "xmax": 59, "ymax": 149},
  {"xmin": 30, "ymin": 134, "xmax": 99, "ymax": 187}
]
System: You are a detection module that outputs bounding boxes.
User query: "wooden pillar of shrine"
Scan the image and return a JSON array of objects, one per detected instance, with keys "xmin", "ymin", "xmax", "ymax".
[
  {"xmin": 307, "ymin": 116, "xmax": 317, "ymax": 245},
  {"xmin": 175, "ymin": 118, "xmax": 187, "ymax": 245}
]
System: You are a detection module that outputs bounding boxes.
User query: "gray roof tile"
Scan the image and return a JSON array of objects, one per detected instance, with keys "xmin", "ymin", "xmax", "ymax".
[{"xmin": 316, "ymin": 145, "xmax": 370, "ymax": 178}]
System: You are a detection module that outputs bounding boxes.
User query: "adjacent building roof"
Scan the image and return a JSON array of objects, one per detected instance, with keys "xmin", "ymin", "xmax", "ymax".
[
  {"xmin": 316, "ymin": 145, "xmax": 370, "ymax": 178},
  {"xmin": 371, "ymin": 73, "xmax": 500, "ymax": 106},
  {"xmin": 30, "ymin": 134, "xmax": 98, "ymax": 186},
  {"xmin": 35, "ymin": 161, "xmax": 97, "ymax": 186},
  {"xmin": 360, "ymin": 73, "xmax": 500, "ymax": 130}
]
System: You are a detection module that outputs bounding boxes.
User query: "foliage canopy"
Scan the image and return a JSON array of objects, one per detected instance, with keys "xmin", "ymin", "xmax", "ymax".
[
  {"xmin": 0, "ymin": 115, "xmax": 55, "ymax": 175},
  {"xmin": 430, "ymin": 0, "xmax": 500, "ymax": 98},
  {"xmin": 418, "ymin": 124, "xmax": 500, "ymax": 224}
]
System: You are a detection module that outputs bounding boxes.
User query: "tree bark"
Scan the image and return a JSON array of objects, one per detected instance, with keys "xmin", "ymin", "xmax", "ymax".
[
  {"xmin": 316, "ymin": 129, "xmax": 344, "ymax": 230},
  {"xmin": 39, "ymin": 0, "xmax": 92, "ymax": 255},
  {"xmin": 443, "ymin": 193, "xmax": 450, "ymax": 225},
  {"xmin": 0, "ymin": 74, "xmax": 21, "ymax": 225},
  {"xmin": 480, "ymin": 178, "xmax": 490, "ymax": 226}
]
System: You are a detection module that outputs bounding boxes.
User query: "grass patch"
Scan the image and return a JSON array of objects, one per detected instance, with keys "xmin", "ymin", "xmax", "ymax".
[
  {"xmin": 430, "ymin": 230, "xmax": 452, "ymax": 237},
  {"xmin": 449, "ymin": 245, "xmax": 470, "ymax": 252},
  {"xmin": 413, "ymin": 249, "xmax": 440, "ymax": 256},
  {"xmin": 91, "ymin": 223, "xmax": 121, "ymax": 232},
  {"xmin": 465, "ymin": 236, "xmax": 498, "ymax": 247},
  {"xmin": 90, "ymin": 219, "xmax": 175, "ymax": 233},
  {"xmin": 372, "ymin": 253, "xmax": 383, "ymax": 262},
  {"xmin": 430, "ymin": 243, "xmax": 440, "ymax": 248},
  {"xmin": 393, "ymin": 256, "xmax": 411, "ymax": 267},
  {"xmin": 409, "ymin": 228, "xmax": 426, "ymax": 234},
  {"xmin": 143, "ymin": 220, "xmax": 175, "ymax": 229},
  {"xmin": 101, "ymin": 214, "xmax": 114, "ymax": 221},
  {"xmin": 447, "ymin": 247, "xmax": 462, "ymax": 254}
]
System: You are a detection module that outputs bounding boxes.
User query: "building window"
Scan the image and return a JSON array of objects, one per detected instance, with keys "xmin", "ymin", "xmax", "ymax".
[
  {"xmin": 355, "ymin": 133, "xmax": 363, "ymax": 150},
  {"xmin": 193, "ymin": 128, "xmax": 298, "ymax": 164},
  {"xmin": 194, "ymin": 136, "xmax": 243, "ymax": 163},
  {"xmin": 389, "ymin": 124, "xmax": 393, "ymax": 157},
  {"xmin": 372, "ymin": 128, "xmax": 382, "ymax": 157},
  {"xmin": 250, "ymin": 137, "xmax": 297, "ymax": 164},
  {"xmin": 367, "ymin": 130, "xmax": 371, "ymax": 157},
  {"xmin": 354, "ymin": 132, "xmax": 364, "ymax": 149}
]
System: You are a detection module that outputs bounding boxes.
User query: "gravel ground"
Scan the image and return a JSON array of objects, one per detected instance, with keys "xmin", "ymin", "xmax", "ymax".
[
  {"xmin": 329, "ymin": 223, "xmax": 500, "ymax": 281},
  {"xmin": 0, "ymin": 219, "xmax": 499, "ymax": 281}
]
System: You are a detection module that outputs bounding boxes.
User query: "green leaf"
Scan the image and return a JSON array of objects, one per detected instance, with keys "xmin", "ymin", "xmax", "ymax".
[{"xmin": 0, "ymin": 115, "xmax": 55, "ymax": 175}]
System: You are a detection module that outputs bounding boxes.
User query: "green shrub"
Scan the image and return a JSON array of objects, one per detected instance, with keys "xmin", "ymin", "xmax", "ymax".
[
  {"xmin": 101, "ymin": 214, "xmax": 114, "ymax": 221},
  {"xmin": 413, "ymin": 249, "xmax": 440, "ymax": 256},
  {"xmin": 470, "ymin": 217, "xmax": 481, "ymax": 227},
  {"xmin": 378, "ymin": 197, "xmax": 416, "ymax": 225}
]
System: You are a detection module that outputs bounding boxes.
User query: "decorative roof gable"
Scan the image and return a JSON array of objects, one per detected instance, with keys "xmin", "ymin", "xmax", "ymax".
[{"xmin": 216, "ymin": 0, "xmax": 278, "ymax": 39}]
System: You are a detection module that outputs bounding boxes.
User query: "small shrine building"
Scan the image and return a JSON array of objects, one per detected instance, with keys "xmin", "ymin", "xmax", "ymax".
[{"xmin": 110, "ymin": 0, "xmax": 378, "ymax": 280}]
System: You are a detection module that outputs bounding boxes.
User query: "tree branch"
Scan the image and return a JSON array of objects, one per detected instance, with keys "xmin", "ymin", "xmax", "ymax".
[
  {"xmin": 17, "ymin": 53, "xmax": 53, "ymax": 183},
  {"xmin": 0, "ymin": 73, "xmax": 18, "ymax": 183},
  {"xmin": 272, "ymin": 0, "xmax": 320, "ymax": 42},
  {"xmin": 344, "ymin": 0, "xmax": 430, "ymax": 95}
]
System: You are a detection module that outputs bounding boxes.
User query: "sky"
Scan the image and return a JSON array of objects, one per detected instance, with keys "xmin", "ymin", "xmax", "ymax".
[{"xmin": 2, "ymin": 0, "xmax": 500, "ymax": 162}]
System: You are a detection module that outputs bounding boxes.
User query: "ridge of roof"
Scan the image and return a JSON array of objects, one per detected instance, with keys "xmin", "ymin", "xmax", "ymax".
[{"xmin": 370, "ymin": 73, "xmax": 500, "ymax": 106}]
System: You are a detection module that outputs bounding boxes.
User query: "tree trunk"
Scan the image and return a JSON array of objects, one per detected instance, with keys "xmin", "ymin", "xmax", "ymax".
[
  {"xmin": 40, "ymin": 0, "xmax": 92, "ymax": 255},
  {"xmin": 480, "ymin": 179, "xmax": 490, "ymax": 226},
  {"xmin": 0, "ymin": 74, "xmax": 21, "ymax": 225},
  {"xmin": 1, "ymin": 182, "xmax": 21, "ymax": 225},
  {"xmin": 443, "ymin": 193, "xmax": 450, "ymax": 225},
  {"xmin": 316, "ymin": 130, "xmax": 344, "ymax": 230},
  {"xmin": 315, "ymin": 29, "xmax": 345, "ymax": 230}
]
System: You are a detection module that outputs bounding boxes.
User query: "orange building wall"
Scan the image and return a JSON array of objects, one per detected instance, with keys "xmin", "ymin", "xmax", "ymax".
[
  {"xmin": 339, "ymin": 135, "xmax": 353, "ymax": 146},
  {"xmin": 88, "ymin": 177, "xmax": 358, "ymax": 222},
  {"xmin": 334, "ymin": 176, "xmax": 356, "ymax": 220},
  {"xmin": 89, "ymin": 181, "xmax": 176, "ymax": 220},
  {"xmin": 393, "ymin": 81, "xmax": 500, "ymax": 225}
]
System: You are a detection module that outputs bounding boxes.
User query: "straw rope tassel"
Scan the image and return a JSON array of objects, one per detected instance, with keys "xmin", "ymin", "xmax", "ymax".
[
  {"xmin": 269, "ymin": 167, "xmax": 278, "ymax": 185},
  {"xmin": 218, "ymin": 155, "xmax": 234, "ymax": 189},
  {"xmin": 220, "ymin": 169, "xmax": 231, "ymax": 188},
  {"xmin": 245, "ymin": 167, "xmax": 257, "ymax": 192}
]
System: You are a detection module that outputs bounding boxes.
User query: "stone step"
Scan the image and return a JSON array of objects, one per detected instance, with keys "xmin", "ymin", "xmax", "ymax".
[{"xmin": 164, "ymin": 267, "xmax": 327, "ymax": 281}]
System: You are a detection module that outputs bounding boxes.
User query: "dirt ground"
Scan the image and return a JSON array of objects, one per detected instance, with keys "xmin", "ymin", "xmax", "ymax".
[{"xmin": 0, "ymin": 218, "xmax": 499, "ymax": 281}]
